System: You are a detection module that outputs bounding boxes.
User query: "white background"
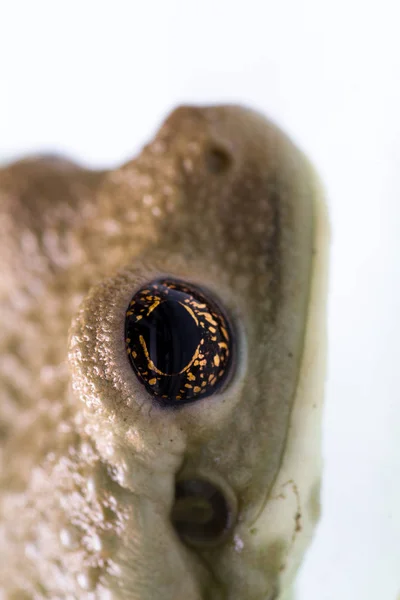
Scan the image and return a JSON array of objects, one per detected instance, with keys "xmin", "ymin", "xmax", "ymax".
[{"xmin": 1, "ymin": 2, "xmax": 399, "ymax": 599}]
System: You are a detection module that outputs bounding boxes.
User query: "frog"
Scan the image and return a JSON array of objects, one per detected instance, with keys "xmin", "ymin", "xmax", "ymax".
[{"xmin": 0, "ymin": 105, "xmax": 329, "ymax": 599}]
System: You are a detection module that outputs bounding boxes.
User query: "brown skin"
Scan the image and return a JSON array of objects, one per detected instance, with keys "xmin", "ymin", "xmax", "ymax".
[{"xmin": 0, "ymin": 106, "xmax": 326, "ymax": 599}]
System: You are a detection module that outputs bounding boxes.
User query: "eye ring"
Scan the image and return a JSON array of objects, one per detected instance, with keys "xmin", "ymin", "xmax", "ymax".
[{"xmin": 124, "ymin": 279, "xmax": 235, "ymax": 406}]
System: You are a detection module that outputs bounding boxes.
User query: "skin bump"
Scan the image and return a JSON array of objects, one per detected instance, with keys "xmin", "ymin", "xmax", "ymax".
[{"xmin": 0, "ymin": 105, "xmax": 329, "ymax": 599}]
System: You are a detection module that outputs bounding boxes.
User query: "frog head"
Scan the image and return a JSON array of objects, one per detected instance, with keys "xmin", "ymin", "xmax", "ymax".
[
  {"xmin": 68, "ymin": 106, "xmax": 329, "ymax": 599},
  {"xmin": 0, "ymin": 105, "xmax": 329, "ymax": 599}
]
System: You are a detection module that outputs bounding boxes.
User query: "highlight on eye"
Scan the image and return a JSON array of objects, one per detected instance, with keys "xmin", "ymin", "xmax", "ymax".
[{"xmin": 125, "ymin": 279, "xmax": 233, "ymax": 406}]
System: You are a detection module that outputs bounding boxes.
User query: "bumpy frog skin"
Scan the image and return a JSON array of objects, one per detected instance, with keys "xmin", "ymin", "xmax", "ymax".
[{"xmin": 0, "ymin": 106, "xmax": 329, "ymax": 599}]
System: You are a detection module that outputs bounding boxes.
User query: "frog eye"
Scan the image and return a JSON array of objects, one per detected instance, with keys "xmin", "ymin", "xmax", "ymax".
[{"xmin": 125, "ymin": 279, "xmax": 233, "ymax": 406}]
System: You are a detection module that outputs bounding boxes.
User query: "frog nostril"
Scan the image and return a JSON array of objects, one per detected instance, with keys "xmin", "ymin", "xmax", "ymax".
[
  {"xmin": 205, "ymin": 145, "xmax": 232, "ymax": 174},
  {"xmin": 171, "ymin": 479, "xmax": 235, "ymax": 547}
]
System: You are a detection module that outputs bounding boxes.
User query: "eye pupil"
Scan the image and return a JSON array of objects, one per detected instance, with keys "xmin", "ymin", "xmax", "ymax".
[
  {"xmin": 151, "ymin": 300, "xmax": 201, "ymax": 375},
  {"xmin": 125, "ymin": 280, "xmax": 233, "ymax": 405}
]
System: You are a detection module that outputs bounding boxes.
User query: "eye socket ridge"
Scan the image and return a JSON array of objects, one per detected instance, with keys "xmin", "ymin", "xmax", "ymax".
[{"xmin": 124, "ymin": 279, "xmax": 235, "ymax": 407}]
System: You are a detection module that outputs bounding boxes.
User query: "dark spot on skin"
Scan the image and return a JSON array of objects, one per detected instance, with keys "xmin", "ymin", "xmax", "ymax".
[
  {"xmin": 205, "ymin": 145, "xmax": 232, "ymax": 174},
  {"xmin": 288, "ymin": 480, "xmax": 302, "ymax": 541},
  {"xmin": 276, "ymin": 480, "xmax": 302, "ymax": 545},
  {"xmin": 295, "ymin": 511, "xmax": 302, "ymax": 533},
  {"xmin": 288, "ymin": 351, "xmax": 293, "ymax": 358}
]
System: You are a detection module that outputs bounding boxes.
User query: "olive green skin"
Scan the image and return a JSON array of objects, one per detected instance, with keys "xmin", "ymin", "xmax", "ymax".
[{"xmin": 0, "ymin": 106, "xmax": 329, "ymax": 599}]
